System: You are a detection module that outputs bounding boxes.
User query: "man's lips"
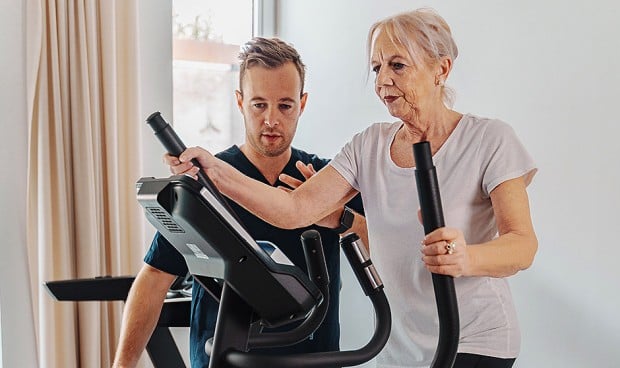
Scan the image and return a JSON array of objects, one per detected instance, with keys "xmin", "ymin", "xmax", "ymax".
[{"xmin": 262, "ymin": 132, "xmax": 282, "ymax": 141}]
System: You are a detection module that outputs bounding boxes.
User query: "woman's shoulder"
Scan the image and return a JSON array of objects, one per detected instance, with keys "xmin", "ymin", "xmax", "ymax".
[
  {"xmin": 456, "ymin": 114, "xmax": 527, "ymax": 160},
  {"xmin": 462, "ymin": 113, "xmax": 509, "ymax": 127},
  {"xmin": 353, "ymin": 121, "xmax": 402, "ymax": 140},
  {"xmin": 460, "ymin": 113, "xmax": 515, "ymax": 138}
]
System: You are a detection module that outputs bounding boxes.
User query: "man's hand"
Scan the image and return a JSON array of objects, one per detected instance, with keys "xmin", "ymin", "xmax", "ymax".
[{"xmin": 277, "ymin": 161, "xmax": 342, "ymax": 229}]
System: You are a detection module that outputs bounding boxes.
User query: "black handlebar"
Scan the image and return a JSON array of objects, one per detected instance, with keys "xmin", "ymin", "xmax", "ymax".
[
  {"xmin": 413, "ymin": 141, "xmax": 460, "ymax": 368},
  {"xmin": 145, "ymin": 111, "xmax": 238, "ymax": 219},
  {"xmin": 146, "ymin": 112, "xmax": 213, "ymax": 188}
]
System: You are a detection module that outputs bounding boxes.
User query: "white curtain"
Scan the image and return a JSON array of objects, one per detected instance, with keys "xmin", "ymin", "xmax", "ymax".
[{"xmin": 27, "ymin": 1, "xmax": 147, "ymax": 366}]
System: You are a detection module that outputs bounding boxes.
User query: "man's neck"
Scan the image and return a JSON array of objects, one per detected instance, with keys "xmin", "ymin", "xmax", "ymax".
[{"xmin": 238, "ymin": 144, "xmax": 292, "ymax": 185}]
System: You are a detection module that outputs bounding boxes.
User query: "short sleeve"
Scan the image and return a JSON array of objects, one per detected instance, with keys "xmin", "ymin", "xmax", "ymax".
[
  {"xmin": 329, "ymin": 131, "xmax": 365, "ymax": 192},
  {"xmin": 479, "ymin": 121, "xmax": 538, "ymax": 197},
  {"xmin": 143, "ymin": 232, "xmax": 188, "ymax": 277}
]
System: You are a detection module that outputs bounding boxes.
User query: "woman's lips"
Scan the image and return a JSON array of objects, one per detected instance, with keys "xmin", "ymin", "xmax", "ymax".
[{"xmin": 383, "ymin": 96, "xmax": 399, "ymax": 103}]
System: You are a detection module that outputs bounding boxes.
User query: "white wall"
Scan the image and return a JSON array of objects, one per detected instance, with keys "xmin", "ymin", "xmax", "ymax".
[
  {"xmin": 0, "ymin": 0, "xmax": 38, "ymax": 367},
  {"xmin": 279, "ymin": 0, "xmax": 620, "ymax": 367}
]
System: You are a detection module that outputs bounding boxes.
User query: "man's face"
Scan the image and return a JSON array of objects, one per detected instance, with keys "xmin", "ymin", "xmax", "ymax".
[{"xmin": 236, "ymin": 62, "xmax": 307, "ymax": 157}]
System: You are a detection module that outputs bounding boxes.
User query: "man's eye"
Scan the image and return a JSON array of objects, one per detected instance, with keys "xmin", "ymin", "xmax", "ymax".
[
  {"xmin": 279, "ymin": 104, "xmax": 292, "ymax": 110},
  {"xmin": 253, "ymin": 103, "xmax": 266, "ymax": 108}
]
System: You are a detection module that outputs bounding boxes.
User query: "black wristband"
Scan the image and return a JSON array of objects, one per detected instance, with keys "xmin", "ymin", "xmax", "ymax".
[{"xmin": 335, "ymin": 206, "xmax": 354, "ymax": 234}]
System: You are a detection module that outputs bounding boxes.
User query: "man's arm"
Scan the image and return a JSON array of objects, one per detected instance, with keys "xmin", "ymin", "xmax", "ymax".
[
  {"xmin": 278, "ymin": 161, "xmax": 370, "ymax": 251},
  {"xmin": 112, "ymin": 264, "xmax": 177, "ymax": 368}
]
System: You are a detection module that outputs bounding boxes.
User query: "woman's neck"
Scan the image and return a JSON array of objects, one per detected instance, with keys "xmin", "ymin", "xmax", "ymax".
[
  {"xmin": 400, "ymin": 108, "xmax": 462, "ymax": 144},
  {"xmin": 390, "ymin": 109, "xmax": 463, "ymax": 167}
]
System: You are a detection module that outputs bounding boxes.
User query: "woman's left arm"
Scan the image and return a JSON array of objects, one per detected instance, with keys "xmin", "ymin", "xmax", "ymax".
[
  {"xmin": 422, "ymin": 176, "xmax": 538, "ymax": 278},
  {"xmin": 469, "ymin": 176, "xmax": 538, "ymax": 277}
]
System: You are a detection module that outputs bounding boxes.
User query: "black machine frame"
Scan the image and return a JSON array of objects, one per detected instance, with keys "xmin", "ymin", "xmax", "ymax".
[{"xmin": 136, "ymin": 174, "xmax": 392, "ymax": 368}]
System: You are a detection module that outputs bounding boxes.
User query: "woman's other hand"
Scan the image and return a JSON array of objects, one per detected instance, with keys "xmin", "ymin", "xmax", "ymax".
[
  {"xmin": 163, "ymin": 147, "xmax": 216, "ymax": 180},
  {"xmin": 421, "ymin": 227, "xmax": 470, "ymax": 277}
]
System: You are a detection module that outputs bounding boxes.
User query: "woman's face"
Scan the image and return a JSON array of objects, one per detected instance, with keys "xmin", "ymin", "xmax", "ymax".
[{"xmin": 370, "ymin": 31, "xmax": 441, "ymax": 122}]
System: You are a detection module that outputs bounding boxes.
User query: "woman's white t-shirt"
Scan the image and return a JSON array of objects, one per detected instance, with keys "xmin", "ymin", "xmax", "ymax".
[{"xmin": 330, "ymin": 114, "xmax": 537, "ymax": 368}]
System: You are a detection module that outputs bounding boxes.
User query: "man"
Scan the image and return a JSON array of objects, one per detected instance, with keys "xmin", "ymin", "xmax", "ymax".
[{"xmin": 112, "ymin": 37, "xmax": 366, "ymax": 368}]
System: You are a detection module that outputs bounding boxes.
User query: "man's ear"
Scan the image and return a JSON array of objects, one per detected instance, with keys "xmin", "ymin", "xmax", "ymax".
[
  {"xmin": 299, "ymin": 92, "xmax": 308, "ymax": 115},
  {"xmin": 235, "ymin": 90, "xmax": 244, "ymax": 112}
]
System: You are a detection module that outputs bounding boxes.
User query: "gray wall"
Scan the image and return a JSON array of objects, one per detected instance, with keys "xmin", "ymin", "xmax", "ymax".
[{"xmin": 278, "ymin": 0, "xmax": 620, "ymax": 367}]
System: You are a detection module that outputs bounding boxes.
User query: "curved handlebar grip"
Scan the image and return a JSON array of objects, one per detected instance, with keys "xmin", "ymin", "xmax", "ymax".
[
  {"xmin": 228, "ymin": 231, "xmax": 391, "ymax": 367},
  {"xmin": 413, "ymin": 141, "xmax": 460, "ymax": 368},
  {"xmin": 248, "ymin": 230, "xmax": 330, "ymax": 350}
]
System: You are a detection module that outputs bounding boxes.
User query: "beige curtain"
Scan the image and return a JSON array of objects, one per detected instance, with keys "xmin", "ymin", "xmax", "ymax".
[{"xmin": 27, "ymin": 1, "xmax": 146, "ymax": 366}]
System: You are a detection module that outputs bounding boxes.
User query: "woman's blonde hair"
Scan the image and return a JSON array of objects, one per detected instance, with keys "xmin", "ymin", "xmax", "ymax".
[{"xmin": 367, "ymin": 8, "xmax": 459, "ymax": 106}]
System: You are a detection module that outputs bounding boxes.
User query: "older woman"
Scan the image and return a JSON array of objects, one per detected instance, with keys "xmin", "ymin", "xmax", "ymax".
[{"xmin": 171, "ymin": 8, "xmax": 537, "ymax": 368}]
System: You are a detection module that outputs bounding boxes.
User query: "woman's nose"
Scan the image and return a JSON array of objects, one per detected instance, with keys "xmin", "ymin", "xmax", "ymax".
[{"xmin": 375, "ymin": 68, "xmax": 393, "ymax": 86}]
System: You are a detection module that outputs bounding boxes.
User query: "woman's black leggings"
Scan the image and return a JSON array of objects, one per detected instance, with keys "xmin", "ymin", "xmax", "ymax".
[{"xmin": 453, "ymin": 353, "xmax": 516, "ymax": 368}]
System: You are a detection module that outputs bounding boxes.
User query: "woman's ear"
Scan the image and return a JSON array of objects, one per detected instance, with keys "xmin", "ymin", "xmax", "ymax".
[{"xmin": 436, "ymin": 56, "xmax": 453, "ymax": 85}]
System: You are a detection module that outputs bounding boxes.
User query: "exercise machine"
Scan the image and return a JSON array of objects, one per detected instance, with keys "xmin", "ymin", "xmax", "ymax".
[
  {"xmin": 44, "ymin": 275, "xmax": 191, "ymax": 367},
  {"xmin": 139, "ymin": 112, "xmax": 392, "ymax": 367},
  {"xmin": 139, "ymin": 112, "xmax": 459, "ymax": 367},
  {"xmin": 136, "ymin": 173, "xmax": 391, "ymax": 368}
]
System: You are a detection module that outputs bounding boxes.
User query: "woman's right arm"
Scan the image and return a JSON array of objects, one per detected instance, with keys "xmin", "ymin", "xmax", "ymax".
[{"xmin": 171, "ymin": 147, "xmax": 358, "ymax": 230}]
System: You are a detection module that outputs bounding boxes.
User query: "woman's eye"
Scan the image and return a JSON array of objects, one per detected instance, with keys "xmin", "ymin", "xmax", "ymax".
[
  {"xmin": 392, "ymin": 62, "xmax": 404, "ymax": 70},
  {"xmin": 371, "ymin": 65, "xmax": 380, "ymax": 73}
]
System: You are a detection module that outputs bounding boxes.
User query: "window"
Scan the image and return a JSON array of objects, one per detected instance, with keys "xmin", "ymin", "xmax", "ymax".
[{"xmin": 171, "ymin": 0, "xmax": 255, "ymax": 152}]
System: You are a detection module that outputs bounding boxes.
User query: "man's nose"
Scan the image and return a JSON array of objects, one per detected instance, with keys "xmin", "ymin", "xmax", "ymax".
[{"xmin": 264, "ymin": 108, "xmax": 280, "ymax": 127}]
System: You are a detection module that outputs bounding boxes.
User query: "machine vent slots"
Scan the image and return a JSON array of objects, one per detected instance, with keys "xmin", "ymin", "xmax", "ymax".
[{"xmin": 146, "ymin": 207, "xmax": 185, "ymax": 233}]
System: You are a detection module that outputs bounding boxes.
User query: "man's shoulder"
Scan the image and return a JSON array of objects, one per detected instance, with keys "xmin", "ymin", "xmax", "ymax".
[
  {"xmin": 290, "ymin": 147, "xmax": 330, "ymax": 169},
  {"xmin": 215, "ymin": 145, "xmax": 241, "ymax": 163}
]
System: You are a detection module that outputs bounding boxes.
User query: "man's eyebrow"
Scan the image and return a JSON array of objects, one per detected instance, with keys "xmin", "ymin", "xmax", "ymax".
[{"xmin": 248, "ymin": 97, "xmax": 296, "ymax": 103}]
